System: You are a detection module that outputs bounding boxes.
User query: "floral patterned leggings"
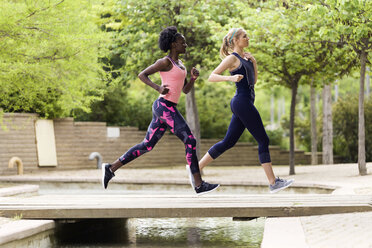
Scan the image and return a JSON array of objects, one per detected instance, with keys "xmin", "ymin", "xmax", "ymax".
[{"xmin": 118, "ymin": 97, "xmax": 200, "ymax": 174}]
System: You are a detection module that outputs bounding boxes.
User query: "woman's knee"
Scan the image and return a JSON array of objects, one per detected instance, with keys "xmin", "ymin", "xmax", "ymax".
[
  {"xmin": 222, "ymin": 138, "xmax": 237, "ymax": 150},
  {"xmin": 185, "ymin": 136, "xmax": 197, "ymax": 148}
]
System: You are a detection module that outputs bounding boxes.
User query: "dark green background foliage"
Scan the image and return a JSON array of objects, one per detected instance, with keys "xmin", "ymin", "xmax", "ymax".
[{"xmin": 333, "ymin": 96, "xmax": 372, "ymax": 162}]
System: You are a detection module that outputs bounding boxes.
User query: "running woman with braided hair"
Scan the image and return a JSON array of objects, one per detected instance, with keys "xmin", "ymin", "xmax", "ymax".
[
  {"xmin": 102, "ymin": 26, "xmax": 219, "ymax": 195},
  {"xmin": 187, "ymin": 28, "xmax": 293, "ymax": 193}
]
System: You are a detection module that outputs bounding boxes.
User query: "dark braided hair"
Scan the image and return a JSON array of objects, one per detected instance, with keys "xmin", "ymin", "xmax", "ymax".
[{"xmin": 158, "ymin": 26, "xmax": 182, "ymax": 52}]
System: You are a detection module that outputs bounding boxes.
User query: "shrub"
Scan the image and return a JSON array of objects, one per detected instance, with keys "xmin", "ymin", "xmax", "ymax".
[{"xmin": 333, "ymin": 95, "xmax": 372, "ymax": 162}]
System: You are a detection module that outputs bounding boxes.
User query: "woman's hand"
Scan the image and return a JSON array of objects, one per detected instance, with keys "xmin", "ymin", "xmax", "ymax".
[
  {"xmin": 230, "ymin": 74, "xmax": 244, "ymax": 82},
  {"xmin": 158, "ymin": 85, "xmax": 169, "ymax": 94},
  {"xmin": 183, "ymin": 67, "xmax": 199, "ymax": 94},
  {"xmin": 244, "ymin": 52, "xmax": 256, "ymax": 63},
  {"xmin": 191, "ymin": 67, "xmax": 199, "ymax": 80}
]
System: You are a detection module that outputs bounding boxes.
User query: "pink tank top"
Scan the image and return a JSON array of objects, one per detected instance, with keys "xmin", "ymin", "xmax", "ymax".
[{"xmin": 159, "ymin": 56, "xmax": 187, "ymax": 104}]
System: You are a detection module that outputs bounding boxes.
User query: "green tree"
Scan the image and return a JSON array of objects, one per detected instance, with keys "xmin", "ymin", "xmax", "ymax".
[
  {"xmin": 197, "ymin": 81, "xmax": 235, "ymax": 139},
  {"xmin": 311, "ymin": 0, "xmax": 372, "ymax": 175},
  {"xmin": 97, "ymin": 0, "xmax": 240, "ymax": 157},
  {"xmin": 234, "ymin": 1, "xmax": 356, "ymax": 174},
  {"xmin": 0, "ymin": 0, "xmax": 108, "ymax": 118}
]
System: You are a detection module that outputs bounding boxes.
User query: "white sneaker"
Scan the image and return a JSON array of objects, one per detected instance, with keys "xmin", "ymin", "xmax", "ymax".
[{"xmin": 269, "ymin": 177, "xmax": 294, "ymax": 193}]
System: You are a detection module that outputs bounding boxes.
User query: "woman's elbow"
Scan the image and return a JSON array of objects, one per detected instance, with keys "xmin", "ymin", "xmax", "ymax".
[{"xmin": 208, "ymin": 75, "xmax": 214, "ymax": 82}]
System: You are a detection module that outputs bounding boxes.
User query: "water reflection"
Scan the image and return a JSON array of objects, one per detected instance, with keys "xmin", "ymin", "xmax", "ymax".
[{"xmin": 55, "ymin": 217, "xmax": 264, "ymax": 248}]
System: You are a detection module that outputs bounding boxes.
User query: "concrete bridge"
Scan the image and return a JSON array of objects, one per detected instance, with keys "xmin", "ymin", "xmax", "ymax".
[{"xmin": 0, "ymin": 194, "xmax": 371, "ymax": 219}]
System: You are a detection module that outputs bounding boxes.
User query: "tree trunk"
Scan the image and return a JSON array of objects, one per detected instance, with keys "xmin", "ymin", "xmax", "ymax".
[
  {"xmin": 366, "ymin": 67, "xmax": 370, "ymax": 98},
  {"xmin": 289, "ymin": 81, "xmax": 298, "ymax": 175},
  {"xmin": 310, "ymin": 80, "xmax": 318, "ymax": 165},
  {"xmin": 322, "ymin": 83, "xmax": 333, "ymax": 165},
  {"xmin": 186, "ymin": 87, "xmax": 201, "ymax": 160},
  {"xmin": 278, "ymin": 97, "xmax": 285, "ymax": 123},
  {"xmin": 270, "ymin": 94, "xmax": 275, "ymax": 127},
  {"xmin": 358, "ymin": 51, "xmax": 367, "ymax": 175}
]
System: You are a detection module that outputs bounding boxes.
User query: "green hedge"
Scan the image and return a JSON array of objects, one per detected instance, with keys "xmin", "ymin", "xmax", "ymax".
[{"xmin": 333, "ymin": 95, "xmax": 372, "ymax": 162}]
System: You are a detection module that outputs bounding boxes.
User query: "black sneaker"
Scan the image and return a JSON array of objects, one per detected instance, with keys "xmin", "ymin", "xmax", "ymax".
[
  {"xmin": 102, "ymin": 163, "xmax": 115, "ymax": 189},
  {"xmin": 195, "ymin": 181, "xmax": 220, "ymax": 195}
]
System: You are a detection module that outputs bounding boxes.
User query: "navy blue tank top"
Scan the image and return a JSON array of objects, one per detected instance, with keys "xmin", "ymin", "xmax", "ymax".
[{"xmin": 230, "ymin": 52, "xmax": 255, "ymax": 102}]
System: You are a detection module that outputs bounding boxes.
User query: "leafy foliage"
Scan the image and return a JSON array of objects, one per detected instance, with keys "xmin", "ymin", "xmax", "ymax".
[
  {"xmin": 2, "ymin": 0, "xmax": 370, "ymax": 168},
  {"xmin": 79, "ymin": 0, "xmax": 241, "ymax": 128},
  {"xmin": 333, "ymin": 95, "xmax": 372, "ymax": 162},
  {"xmin": 0, "ymin": 0, "xmax": 108, "ymax": 118}
]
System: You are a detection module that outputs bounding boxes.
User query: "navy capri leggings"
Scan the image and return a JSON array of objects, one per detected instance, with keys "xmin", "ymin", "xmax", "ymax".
[{"xmin": 208, "ymin": 94, "xmax": 271, "ymax": 164}]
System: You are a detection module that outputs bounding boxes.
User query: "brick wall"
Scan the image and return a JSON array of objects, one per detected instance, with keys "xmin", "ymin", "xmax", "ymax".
[
  {"xmin": 0, "ymin": 113, "xmax": 39, "ymax": 175},
  {"xmin": 0, "ymin": 113, "xmax": 323, "ymax": 175}
]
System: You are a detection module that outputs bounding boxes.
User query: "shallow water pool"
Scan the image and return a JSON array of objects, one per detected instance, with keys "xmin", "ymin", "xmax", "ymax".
[{"xmin": 55, "ymin": 217, "xmax": 265, "ymax": 248}]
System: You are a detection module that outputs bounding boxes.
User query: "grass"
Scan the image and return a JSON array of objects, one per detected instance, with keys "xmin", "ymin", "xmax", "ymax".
[{"xmin": 12, "ymin": 214, "xmax": 23, "ymax": 220}]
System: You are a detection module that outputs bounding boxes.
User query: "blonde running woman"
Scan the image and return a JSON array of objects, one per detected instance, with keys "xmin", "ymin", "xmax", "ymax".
[{"xmin": 187, "ymin": 28, "xmax": 293, "ymax": 193}]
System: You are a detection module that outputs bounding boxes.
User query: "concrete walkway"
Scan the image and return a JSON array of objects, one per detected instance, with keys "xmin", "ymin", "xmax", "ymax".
[
  {"xmin": 2, "ymin": 194, "xmax": 370, "ymax": 219},
  {"xmin": 0, "ymin": 162, "xmax": 372, "ymax": 247}
]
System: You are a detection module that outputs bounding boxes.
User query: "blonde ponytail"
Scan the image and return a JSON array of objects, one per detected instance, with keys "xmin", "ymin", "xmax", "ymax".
[{"xmin": 219, "ymin": 28, "xmax": 245, "ymax": 59}]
